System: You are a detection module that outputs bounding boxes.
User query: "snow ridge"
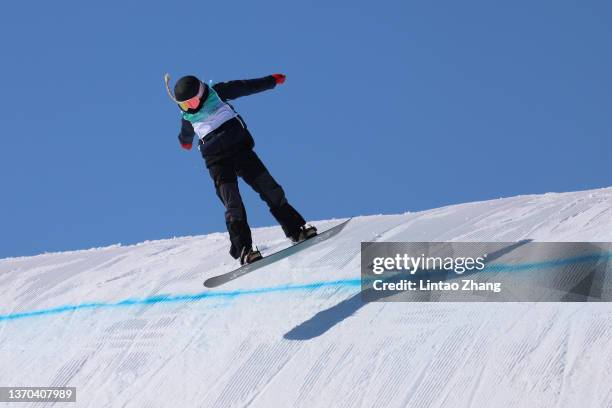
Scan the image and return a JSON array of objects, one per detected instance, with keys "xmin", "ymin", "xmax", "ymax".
[{"xmin": 1, "ymin": 187, "xmax": 611, "ymax": 407}]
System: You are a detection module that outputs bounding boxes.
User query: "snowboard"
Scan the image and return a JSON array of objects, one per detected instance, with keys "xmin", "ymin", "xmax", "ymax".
[{"xmin": 203, "ymin": 218, "xmax": 352, "ymax": 288}]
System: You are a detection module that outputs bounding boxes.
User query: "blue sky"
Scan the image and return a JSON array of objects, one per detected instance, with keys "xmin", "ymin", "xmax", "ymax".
[{"xmin": 0, "ymin": 0, "xmax": 610, "ymax": 258}]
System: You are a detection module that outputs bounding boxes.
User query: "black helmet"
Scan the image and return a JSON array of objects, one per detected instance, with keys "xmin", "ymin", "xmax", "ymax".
[{"xmin": 174, "ymin": 75, "xmax": 201, "ymax": 102}]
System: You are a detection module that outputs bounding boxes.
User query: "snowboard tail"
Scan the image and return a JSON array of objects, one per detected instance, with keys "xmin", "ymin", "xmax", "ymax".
[{"xmin": 203, "ymin": 218, "xmax": 352, "ymax": 288}]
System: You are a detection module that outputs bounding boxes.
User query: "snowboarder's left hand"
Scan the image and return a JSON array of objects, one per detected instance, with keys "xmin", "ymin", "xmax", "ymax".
[{"xmin": 272, "ymin": 74, "xmax": 286, "ymax": 84}]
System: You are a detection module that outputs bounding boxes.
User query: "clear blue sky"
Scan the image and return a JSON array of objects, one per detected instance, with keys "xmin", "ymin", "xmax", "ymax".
[{"xmin": 1, "ymin": 1, "xmax": 610, "ymax": 258}]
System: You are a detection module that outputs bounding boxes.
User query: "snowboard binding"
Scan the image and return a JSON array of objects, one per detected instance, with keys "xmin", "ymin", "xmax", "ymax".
[
  {"xmin": 240, "ymin": 246, "xmax": 263, "ymax": 266},
  {"xmin": 290, "ymin": 225, "xmax": 318, "ymax": 244}
]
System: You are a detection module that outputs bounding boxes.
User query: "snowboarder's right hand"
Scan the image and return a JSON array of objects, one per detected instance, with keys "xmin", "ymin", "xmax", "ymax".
[{"xmin": 180, "ymin": 142, "xmax": 192, "ymax": 150}]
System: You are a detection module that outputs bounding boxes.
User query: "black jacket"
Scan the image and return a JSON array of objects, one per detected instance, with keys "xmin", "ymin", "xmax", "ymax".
[{"xmin": 178, "ymin": 75, "xmax": 277, "ymax": 167}]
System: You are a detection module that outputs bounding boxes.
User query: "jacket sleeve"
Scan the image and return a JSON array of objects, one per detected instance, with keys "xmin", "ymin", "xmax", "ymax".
[
  {"xmin": 178, "ymin": 118, "xmax": 195, "ymax": 147},
  {"xmin": 212, "ymin": 75, "xmax": 277, "ymax": 101}
]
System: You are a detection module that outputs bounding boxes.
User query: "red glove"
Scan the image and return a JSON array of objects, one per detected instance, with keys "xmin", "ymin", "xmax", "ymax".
[
  {"xmin": 272, "ymin": 74, "xmax": 286, "ymax": 84},
  {"xmin": 181, "ymin": 142, "xmax": 192, "ymax": 150}
]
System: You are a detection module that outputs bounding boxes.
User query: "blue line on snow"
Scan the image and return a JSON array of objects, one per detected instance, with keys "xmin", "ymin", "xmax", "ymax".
[
  {"xmin": 1, "ymin": 252, "xmax": 610, "ymax": 322},
  {"xmin": 0, "ymin": 279, "xmax": 363, "ymax": 322},
  {"xmin": 484, "ymin": 252, "xmax": 612, "ymax": 272}
]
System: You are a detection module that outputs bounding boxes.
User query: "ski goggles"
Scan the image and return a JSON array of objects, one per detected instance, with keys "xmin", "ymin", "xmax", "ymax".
[{"xmin": 178, "ymin": 82, "xmax": 205, "ymax": 111}]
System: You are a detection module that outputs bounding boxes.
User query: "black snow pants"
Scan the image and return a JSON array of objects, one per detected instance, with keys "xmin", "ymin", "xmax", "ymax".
[{"xmin": 208, "ymin": 149, "xmax": 306, "ymax": 259}]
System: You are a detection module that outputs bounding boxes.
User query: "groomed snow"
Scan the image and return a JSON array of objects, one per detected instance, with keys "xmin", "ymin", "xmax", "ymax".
[{"xmin": 1, "ymin": 187, "xmax": 612, "ymax": 407}]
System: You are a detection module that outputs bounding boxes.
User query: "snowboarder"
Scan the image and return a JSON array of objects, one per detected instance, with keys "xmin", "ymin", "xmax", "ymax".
[{"xmin": 164, "ymin": 73, "xmax": 316, "ymax": 265}]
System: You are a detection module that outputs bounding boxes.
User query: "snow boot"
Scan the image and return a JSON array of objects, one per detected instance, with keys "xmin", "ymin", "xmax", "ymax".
[
  {"xmin": 240, "ymin": 246, "xmax": 263, "ymax": 265},
  {"xmin": 290, "ymin": 225, "xmax": 317, "ymax": 244}
]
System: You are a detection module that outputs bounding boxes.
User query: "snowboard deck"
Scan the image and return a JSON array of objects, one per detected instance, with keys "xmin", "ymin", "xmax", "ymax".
[{"xmin": 203, "ymin": 218, "xmax": 352, "ymax": 288}]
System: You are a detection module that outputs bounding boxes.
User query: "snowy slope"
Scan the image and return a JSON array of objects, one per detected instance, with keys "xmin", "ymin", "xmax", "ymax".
[{"xmin": 1, "ymin": 187, "xmax": 612, "ymax": 408}]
